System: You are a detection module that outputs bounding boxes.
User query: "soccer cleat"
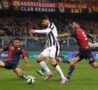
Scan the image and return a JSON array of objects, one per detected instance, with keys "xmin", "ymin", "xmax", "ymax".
[
  {"xmin": 60, "ymin": 77, "xmax": 68, "ymax": 84},
  {"xmin": 44, "ymin": 73, "xmax": 54, "ymax": 80},
  {"xmin": 36, "ymin": 70, "xmax": 44, "ymax": 76}
]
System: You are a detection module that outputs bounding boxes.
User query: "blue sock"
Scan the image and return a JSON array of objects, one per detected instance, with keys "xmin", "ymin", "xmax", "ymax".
[{"xmin": 66, "ymin": 66, "xmax": 75, "ymax": 79}]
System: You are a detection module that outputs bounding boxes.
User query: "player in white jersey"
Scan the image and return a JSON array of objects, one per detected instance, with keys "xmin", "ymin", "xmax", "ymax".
[{"xmin": 30, "ymin": 15, "xmax": 66, "ymax": 84}]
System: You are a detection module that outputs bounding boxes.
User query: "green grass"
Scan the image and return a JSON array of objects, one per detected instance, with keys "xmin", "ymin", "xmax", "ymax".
[{"xmin": 0, "ymin": 60, "xmax": 98, "ymax": 90}]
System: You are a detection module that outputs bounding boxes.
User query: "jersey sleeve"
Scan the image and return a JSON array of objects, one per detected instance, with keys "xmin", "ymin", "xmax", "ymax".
[
  {"xmin": 21, "ymin": 50, "xmax": 27, "ymax": 58},
  {"xmin": 34, "ymin": 28, "xmax": 51, "ymax": 34}
]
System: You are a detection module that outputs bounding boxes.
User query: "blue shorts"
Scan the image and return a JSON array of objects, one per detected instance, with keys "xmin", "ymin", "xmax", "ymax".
[
  {"xmin": 3, "ymin": 61, "xmax": 19, "ymax": 69},
  {"xmin": 77, "ymin": 48, "xmax": 95, "ymax": 64}
]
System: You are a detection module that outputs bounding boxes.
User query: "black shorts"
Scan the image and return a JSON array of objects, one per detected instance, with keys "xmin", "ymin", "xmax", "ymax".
[
  {"xmin": 77, "ymin": 48, "xmax": 95, "ymax": 64},
  {"xmin": 3, "ymin": 61, "xmax": 18, "ymax": 69}
]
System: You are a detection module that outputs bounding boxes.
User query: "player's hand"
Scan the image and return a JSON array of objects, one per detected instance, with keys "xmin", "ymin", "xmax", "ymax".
[
  {"xmin": 92, "ymin": 40, "xmax": 95, "ymax": 43},
  {"xmin": 29, "ymin": 29, "xmax": 35, "ymax": 37},
  {"xmin": 30, "ymin": 29, "xmax": 35, "ymax": 33}
]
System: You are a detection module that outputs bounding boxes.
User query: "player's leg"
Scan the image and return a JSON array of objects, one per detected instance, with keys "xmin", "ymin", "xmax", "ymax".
[
  {"xmin": 91, "ymin": 62, "xmax": 98, "ymax": 68},
  {"xmin": 50, "ymin": 57, "xmax": 66, "ymax": 84},
  {"xmin": 49, "ymin": 47, "xmax": 66, "ymax": 84},
  {"xmin": 0, "ymin": 60, "xmax": 14, "ymax": 69},
  {"xmin": 36, "ymin": 48, "xmax": 52, "ymax": 75},
  {"xmin": 86, "ymin": 49, "xmax": 98, "ymax": 68},
  {"xmin": 13, "ymin": 67, "xmax": 27, "ymax": 80},
  {"xmin": 66, "ymin": 52, "xmax": 83, "ymax": 81},
  {"xmin": 66, "ymin": 56, "xmax": 79, "ymax": 79},
  {"xmin": 56, "ymin": 55, "xmax": 70, "ymax": 63},
  {"xmin": 88, "ymin": 56, "xmax": 98, "ymax": 68},
  {"xmin": 0, "ymin": 60, "xmax": 5, "ymax": 68},
  {"xmin": 36, "ymin": 59, "xmax": 49, "ymax": 76}
]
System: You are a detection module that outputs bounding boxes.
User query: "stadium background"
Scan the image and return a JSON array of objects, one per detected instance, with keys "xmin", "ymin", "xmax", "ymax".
[
  {"xmin": 0, "ymin": 0, "xmax": 98, "ymax": 60},
  {"xmin": 0, "ymin": 1, "xmax": 98, "ymax": 90}
]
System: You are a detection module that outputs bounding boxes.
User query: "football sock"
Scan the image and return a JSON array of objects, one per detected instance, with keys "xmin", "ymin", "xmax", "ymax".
[
  {"xmin": 54, "ymin": 64, "xmax": 65, "ymax": 78},
  {"xmin": 39, "ymin": 61, "xmax": 52, "ymax": 74},
  {"xmin": 66, "ymin": 66, "xmax": 75, "ymax": 79}
]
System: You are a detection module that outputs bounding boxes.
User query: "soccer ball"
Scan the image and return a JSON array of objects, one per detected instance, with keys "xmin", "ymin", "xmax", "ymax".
[{"xmin": 26, "ymin": 76, "xmax": 35, "ymax": 84}]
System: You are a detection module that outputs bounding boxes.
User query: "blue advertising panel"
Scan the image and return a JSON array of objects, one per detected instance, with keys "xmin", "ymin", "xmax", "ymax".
[{"xmin": 0, "ymin": 51, "xmax": 98, "ymax": 61}]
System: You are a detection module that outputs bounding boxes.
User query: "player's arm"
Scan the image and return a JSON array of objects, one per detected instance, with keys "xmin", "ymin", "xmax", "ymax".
[
  {"xmin": 30, "ymin": 28, "xmax": 51, "ymax": 34},
  {"xmin": 21, "ymin": 50, "xmax": 31, "ymax": 67},
  {"xmin": 23, "ymin": 57, "xmax": 31, "ymax": 67},
  {"xmin": 0, "ymin": 46, "xmax": 9, "ymax": 53},
  {"xmin": 58, "ymin": 33, "xmax": 71, "ymax": 37},
  {"xmin": 85, "ymin": 32, "xmax": 94, "ymax": 43}
]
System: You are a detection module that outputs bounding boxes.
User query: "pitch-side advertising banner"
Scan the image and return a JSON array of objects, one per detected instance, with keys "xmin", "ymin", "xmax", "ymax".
[{"xmin": 1, "ymin": 51, "xmax": 98, "ymax": 61}]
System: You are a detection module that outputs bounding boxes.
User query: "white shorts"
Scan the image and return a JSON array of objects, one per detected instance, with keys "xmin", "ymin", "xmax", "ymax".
[{"xmin": 41, "ymin": 46, "xmax": 60, "ymax": 58}]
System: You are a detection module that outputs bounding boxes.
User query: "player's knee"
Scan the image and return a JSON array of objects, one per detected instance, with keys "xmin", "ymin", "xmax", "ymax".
[
  {"xmin": 0, "ymin": 61, "xmax": 5, "ymax": 67},
  {"xmin": 36, "ymin": 58, "xmax": 40, "ymax": 63},
  {"xmin": 36, "ymin": 55, "xmax": 45, "ymax": 63},
  {"xmin": 92, "ymin": 65, "xmax": 96, "ymax": 68},
  {"xmin": 36, "ymin": 56, "xmax": 43, "ymax": 63},
  {"xmin": 50, "ymin": 58, "xmax": 56, "ymax": 65},
  {"xmin": 36, "ymin": 58, "xmax": 42, "ymax": 63},
  {"xmin": 91, "ymin": 62, "xmax": 98, "ymax": 68},
  {"xmin": 70, "ymin": 61, "xmax": 75, "ymax": 66}
]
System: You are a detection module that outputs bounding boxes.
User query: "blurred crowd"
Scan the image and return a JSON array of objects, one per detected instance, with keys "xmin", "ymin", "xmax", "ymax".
[
  {"xmin": 0, "ymin": 12, "xmax": 98, "ymax": 49},
  {"xmin": 0, "ymin": 14, "xmax": 98, "ymax": 37},
  {"xmin": 0, "ymin": 0, "xmax": 98, "ymax": 49}
]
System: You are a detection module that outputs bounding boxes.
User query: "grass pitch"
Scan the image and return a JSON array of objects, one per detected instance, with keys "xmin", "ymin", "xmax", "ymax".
[{"xmin": 0, "ymin": 60, "xmax": 98, "ymax": 90}]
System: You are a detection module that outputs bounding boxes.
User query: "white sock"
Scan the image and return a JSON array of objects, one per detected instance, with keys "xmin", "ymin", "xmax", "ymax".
[
  {"xmin": 55, "ymin": 65, "xmax": 65, "ymax": 78},
  {"xmin": 39, "ymin": 61, "xmax": 51, "ymax": 74}
]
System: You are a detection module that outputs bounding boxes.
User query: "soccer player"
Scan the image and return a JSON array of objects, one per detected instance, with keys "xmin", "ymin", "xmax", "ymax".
[
  {"xmin": 59, "ymin": 22, "xmax": 98, "ymax": 82},
  {"xmin": 30, "ymin": 15, "xmax": 66, "ymax": 84},
  {"xmin": 0, "ymin": 38, "xmax": 30, "ymax": 80}
]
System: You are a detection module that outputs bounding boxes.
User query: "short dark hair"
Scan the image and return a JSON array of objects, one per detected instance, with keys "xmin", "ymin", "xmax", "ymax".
[
  {"xmin": 40, "ymin": 15, "xmax": 49, "ymax": 20},
  {"xmin": 13, "ymin": 37, "xmax": 21, "ymax": 41}
]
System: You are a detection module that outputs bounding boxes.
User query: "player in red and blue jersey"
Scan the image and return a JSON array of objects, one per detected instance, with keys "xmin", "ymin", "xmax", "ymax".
[
  {"xmin": 59, "ymin": 22, "xmax": 98, "ymax": 82},
  {"xmin": 0, "ymin": 38, "xmax": 30, "ymax": 80}
]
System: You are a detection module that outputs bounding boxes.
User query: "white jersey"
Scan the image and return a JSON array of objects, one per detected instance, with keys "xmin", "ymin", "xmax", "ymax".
[
  {"xmin": 34, "ymin": 23, "xmax": 59, "ymax": 47},
  {"xmin": 34, "ymin": 23, "xmax": 60, "ymax": 58}
]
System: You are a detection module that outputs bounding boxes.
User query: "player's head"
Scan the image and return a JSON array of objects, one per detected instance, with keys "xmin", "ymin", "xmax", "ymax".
[
  {"xmin": 13, "ymin": 38, "xmax": 21, "ymax": 47},
  {"xmin": 71, "ymin": 22, "xmax": 80, "ymax": 29},
  {"xmin": 40, "ymin": 15, "xmax": 50, "ymax": 28}
]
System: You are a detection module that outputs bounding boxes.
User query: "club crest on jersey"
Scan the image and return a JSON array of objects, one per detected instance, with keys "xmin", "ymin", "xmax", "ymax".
[{"xmin": 18, "ymin": 48, "xmax": 21, "ymax": 50}]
